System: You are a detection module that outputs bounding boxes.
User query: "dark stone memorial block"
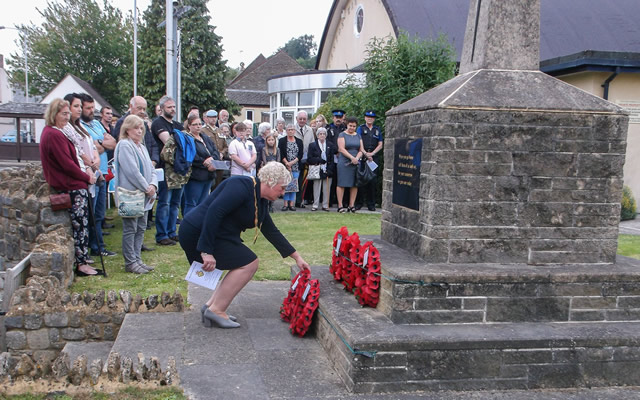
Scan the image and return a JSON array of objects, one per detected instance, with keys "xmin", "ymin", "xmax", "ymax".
[{"xmin": 392, "ymin": 138, "xmax": 422, "ymax": 211}]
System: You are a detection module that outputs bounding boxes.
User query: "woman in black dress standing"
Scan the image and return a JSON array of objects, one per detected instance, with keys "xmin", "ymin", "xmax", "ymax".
[{"xmin": 178, "ymin": 161, "xmax": 310, "ymax": 328}]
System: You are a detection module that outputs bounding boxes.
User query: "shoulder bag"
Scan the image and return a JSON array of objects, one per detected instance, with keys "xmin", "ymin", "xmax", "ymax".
[
  {"xmin": 115, "ymin": 143, "xmax": 146, "ymax": 218},
  {"xmin": 355, "ymin": 160, "xmax": 376, "ymax": 187}
]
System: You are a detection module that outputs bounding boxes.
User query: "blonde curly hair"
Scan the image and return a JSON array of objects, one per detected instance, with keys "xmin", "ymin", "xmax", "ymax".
[{"xmin": 258, "ymin": 161, "xmax": 291, "ymax": 187}]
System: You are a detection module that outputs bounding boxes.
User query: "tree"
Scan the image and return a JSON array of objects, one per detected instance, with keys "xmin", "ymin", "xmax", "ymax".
[
  {"xmin": 137, "ymin": 0, "xmax": 239, "ymax": 118},
  {"xmin": 7, "ymin": 0, "xmax": 133, "ymax": 111},
  {"xmin": 278, "ymin": 34, "xmax": 317, "ymax": 69}
]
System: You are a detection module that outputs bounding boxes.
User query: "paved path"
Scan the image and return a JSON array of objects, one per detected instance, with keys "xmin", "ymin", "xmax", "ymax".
[{"xmin": 619, "ymin": 218, "xmax": 640, "ymax": 236}]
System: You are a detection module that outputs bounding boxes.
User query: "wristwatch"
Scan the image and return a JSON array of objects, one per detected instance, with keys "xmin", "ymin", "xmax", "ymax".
[{"xmin": 98, "ymin": 139, "xmax": 103, "ymax": 145}]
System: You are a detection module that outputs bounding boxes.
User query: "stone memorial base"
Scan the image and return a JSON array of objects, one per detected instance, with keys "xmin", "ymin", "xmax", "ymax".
[{"xmin": 313, "ymin": 238, "xmax": 640, "ymax": 393}]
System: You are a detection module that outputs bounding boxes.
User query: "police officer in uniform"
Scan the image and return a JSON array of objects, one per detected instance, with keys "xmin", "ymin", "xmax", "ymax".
[
  {"xmin": 355, "ymin": 110, "xmax": 383, "ymax": 211},
  {"xmin": 326, "ymin": 109, "xmax": 346, "ymax": 207}
]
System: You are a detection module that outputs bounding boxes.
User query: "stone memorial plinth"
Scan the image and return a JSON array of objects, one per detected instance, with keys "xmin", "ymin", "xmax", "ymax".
[{"xmin": 314, "ymin": 0, "xmax": 640, "ymax": 393}]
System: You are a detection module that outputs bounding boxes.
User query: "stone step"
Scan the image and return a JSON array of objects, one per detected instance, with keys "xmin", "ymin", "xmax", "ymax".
[
  {"xmin": 105, "ymin": 312, "xmax": 185, "ymax": 372},
  {"xmin": 359, "ymin": 236, "xmax": 640, "ymax": 324},
  {"xmin": 313, "ymin": 265, "xmax": 640, "ymax": 393}
]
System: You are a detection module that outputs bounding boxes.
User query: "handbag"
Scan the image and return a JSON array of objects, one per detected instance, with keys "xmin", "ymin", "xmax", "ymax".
[
  {"xmin": 116, "ymin": 187, "xmax": 145, "ymax": 218},
  {"xmin": 115, "ymin": 142, "xmax": 147, "ymax": 218},
  {"xmin": 355, "ymin": 161, "xmax": 376, "ymax": 187},
  {"xmin": 49, "ymin": 193, "xmax": 71, "ymax": 211},
  {"xmin": 307, "ymin": 164, "xmax": 321, "ymax": 180},
  {"xmin": 285, "ymin": 173, "xmax": 299, "ymax": 193}
]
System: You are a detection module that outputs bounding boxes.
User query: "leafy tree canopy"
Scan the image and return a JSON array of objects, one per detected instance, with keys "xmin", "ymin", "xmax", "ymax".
[
  {"xmin": 137, "ymin": 0, "xmax": 239, "ymax": 118},
  {"xmin": 278, "ymin": 34, "xmax": 317, "ymax": 69},
  {"xmin": 7, "ymin": 0, "xmax": 133, "ymax": 111}
]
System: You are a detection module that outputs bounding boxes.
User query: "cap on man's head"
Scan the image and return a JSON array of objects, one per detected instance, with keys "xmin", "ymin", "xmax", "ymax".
[
  {"xmin": 206, "ymin": 110, "xmax": 218, "ymax": 117},
  {"xmin": 332, "ymin": 109, "xmax": 346, "ymax": 117},
  {"xmin": 364, "ymin": 110, "xmax": 377, "ymax": 118}
]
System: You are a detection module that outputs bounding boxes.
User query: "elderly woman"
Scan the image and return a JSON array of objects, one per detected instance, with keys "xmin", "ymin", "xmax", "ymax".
[
  {"xmin": 307, "ymin": 127, "xmax": 337, "ymax": 211},
  {"xmin": 278, "ymin": 123, "xmax": 304, "ymax": 211},
  {"xmin": 254, "ymin": 122, "xmax": 271, "ymax": 172},
  {"xmin": 178, "ymin": 162, "xmax": 309, "ymax": 328},
  {"xmin": 183, "ymin": 113, "xmax": 219, "ymax": 216},
  {"xmin": 114, "ymin": 115, "xmax": 158, "ymax": 274},
  {"xmin": 40, "ymin": 99, "xmax": 98, "ymax": 276},
  {"xmin": 228, "ymin": 122, "xmax": 257, "ymax": 176},
  {"xmin": 337, "ymin": 116, "xmax": 366, "ymax": 213},
  {"xmin": 274, "ymin": 117, "xmax": 287, "ymax": 140}
]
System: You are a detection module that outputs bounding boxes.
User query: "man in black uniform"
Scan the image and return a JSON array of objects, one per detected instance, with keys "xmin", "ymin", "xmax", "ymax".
[
  {"xmin": 355, "ymin": 110, "xmax": 383, "ymax": 211},
  {"xmin": 326, "ymin": 109, "xmax": 346, "ymax": 207}
]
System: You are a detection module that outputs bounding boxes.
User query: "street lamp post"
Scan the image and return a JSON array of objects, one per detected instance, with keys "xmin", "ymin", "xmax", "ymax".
[{"xmin": 0, "ymin": 26, "xmax": 28, "ymax": 103}]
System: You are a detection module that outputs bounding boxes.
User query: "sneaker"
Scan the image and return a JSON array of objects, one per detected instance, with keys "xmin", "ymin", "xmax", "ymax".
[
  {"xmin": 137, "ymin": 262, "xmax": 155, "ymax": 272},
  {"xmin": 157, "ymin": 238, "xmax": 176, "ymax": 246},
  {"xmin": 125, "ymin": 263, "xmax": 149, "ymax": 274},
  {"xmin": 169, "ymin": 235, "xmax": 179, "ymax": 242}
]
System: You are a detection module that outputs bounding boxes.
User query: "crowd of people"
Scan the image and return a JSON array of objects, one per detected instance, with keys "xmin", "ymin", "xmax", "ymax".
[{"xmin": 39, "ymin": 94, "xmax": 383, "ymax": 287}]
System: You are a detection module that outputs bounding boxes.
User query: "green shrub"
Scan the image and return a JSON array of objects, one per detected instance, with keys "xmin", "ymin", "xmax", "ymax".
[{"xmin": 621, "ymin": 185, "xmax": 637, "ymax": 220}]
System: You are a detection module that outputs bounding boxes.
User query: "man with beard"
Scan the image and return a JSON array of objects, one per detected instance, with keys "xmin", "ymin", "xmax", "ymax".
[
  {"xmin": 79, "ymin": 93, "xmax": 117, "ymax": 257},
  {"xmin": 151, "ymin": 96, "xmax": 184, "ymax": 246}
]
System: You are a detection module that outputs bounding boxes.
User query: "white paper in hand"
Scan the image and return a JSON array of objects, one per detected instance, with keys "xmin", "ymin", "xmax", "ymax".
[{"xmin": 185, "ymin": 261, "xmax": 223, "ymax": 291}]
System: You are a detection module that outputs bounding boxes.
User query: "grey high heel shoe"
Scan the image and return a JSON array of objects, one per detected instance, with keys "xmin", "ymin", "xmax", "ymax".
[
  {"xmin": 201, "ymin": 305, "xmax": 237, "ymax": 322},
  {"xmin": 203, "ymin": 309, "xmax": 240, "ymax": 329}
]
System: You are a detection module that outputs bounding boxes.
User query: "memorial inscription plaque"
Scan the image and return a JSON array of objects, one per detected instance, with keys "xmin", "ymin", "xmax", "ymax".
[{"xmin": 392, "ymin": 138, "xmax": 422, "ymax": 211}]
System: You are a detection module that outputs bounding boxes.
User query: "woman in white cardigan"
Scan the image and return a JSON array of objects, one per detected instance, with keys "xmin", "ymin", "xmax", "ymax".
[{"xmin": 115, "ymin": 115, "xmax": 158, "ymax": 274}]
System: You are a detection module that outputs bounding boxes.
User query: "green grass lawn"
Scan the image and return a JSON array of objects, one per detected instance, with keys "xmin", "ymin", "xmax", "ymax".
[
  {"xmin": 616, "ymin": 234, "xmax": 640, "ymax": 259},
  {"xmin": 69, "ymin": 208, "xmax": 381, "ymax": 298},
  {"xmin": 0, "ymin": 387, "xmax": 186, "ymax": 400}
]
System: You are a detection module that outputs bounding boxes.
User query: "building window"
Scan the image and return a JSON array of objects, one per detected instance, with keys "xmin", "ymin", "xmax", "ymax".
[
  {"xmin": 354, "ymin": 5, "xmax": 364, "ymax": 37},
  {"xmin": 246, "ymin": 110, "xmax": 254, "ymax": 121},
  {"xmin": 298, "ymin": 91, "xmax": 314, "ymax": 107},
  {"xmin": 281, "ymin": 93, "xmax": 295, "ymax": 107},
  {"xmin": 320, "ymin": 90, "xmax": 336, "ymax": 103}
]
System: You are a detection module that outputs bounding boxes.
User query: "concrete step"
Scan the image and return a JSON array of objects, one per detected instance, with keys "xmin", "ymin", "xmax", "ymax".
[{"xmin": 313, "ymin": 265, "xmax": 640, "ymax": 393}]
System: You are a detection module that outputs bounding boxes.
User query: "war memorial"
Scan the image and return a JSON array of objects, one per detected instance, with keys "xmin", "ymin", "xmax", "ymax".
[{"xmin": 313, "ymin": 0, "xmax": 640, "ymax": 393}]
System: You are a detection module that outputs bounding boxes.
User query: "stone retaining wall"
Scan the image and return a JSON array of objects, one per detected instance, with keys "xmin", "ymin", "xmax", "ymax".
[
  {"xmin": 0, "ymin": 164, "xmax": 75, "ymax": 287},
  {"xmin": 3, "ymin": 275, "xmax": 184, "ymax": 374}
]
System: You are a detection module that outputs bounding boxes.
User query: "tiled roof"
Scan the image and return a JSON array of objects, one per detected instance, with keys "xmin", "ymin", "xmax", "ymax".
[
  {"xmin": 227, "ymin": 51, "xmax": 305, "ymax": 92},
  {"xmin": 226, "ymin": 51, "xmax": 304, "ymax": 107},
  {"xmin": 0, "ymin": 102, "xmax": 47, "ymax": 118},
  {"xmin": 225, "ymin": 89, "xmax": 269, "ymax": 107}
]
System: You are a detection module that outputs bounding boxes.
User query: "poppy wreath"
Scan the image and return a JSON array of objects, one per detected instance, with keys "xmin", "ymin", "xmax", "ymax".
[
  {"xmin": 353, "ymin": 241, "xmax": 382, "ymax": 308},
  {"xmin": 342, "ymin": 232, "xmax": 362, "ymax": 292},
  {"xmin": 330, "ymin": 226, "xmax": 351, "ymax": 282},
  {"xmin": 280, "ymin": 269, "xmax": 310, "ymax": 322},
  {"xmin": 289, "ymin": 279, "xmax": 321, "ymax": 337}
]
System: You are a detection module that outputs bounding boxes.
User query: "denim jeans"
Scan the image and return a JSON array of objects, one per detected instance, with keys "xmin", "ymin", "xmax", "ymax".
[
  {"xmin": 89, "ymin": 180, "xmax": 106, "ymax": 252},
  {"xmin": 155, "ymin": 180, "xmax": 184, "ymax": 241},
  {"xmin": 183, "ymin": 179, "xmax": 213, "ymax": 217}
]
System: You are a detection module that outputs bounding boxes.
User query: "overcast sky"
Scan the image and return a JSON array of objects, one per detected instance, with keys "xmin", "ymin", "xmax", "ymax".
[{"xmin": 0, "ymin": 0, "xmax": 333, "ymax": 70}]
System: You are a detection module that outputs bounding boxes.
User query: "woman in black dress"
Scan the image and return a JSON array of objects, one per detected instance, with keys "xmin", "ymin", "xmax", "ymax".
[{"xmin": 178, "ymin": 161, "xmax": 310, "ymax": 328}]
